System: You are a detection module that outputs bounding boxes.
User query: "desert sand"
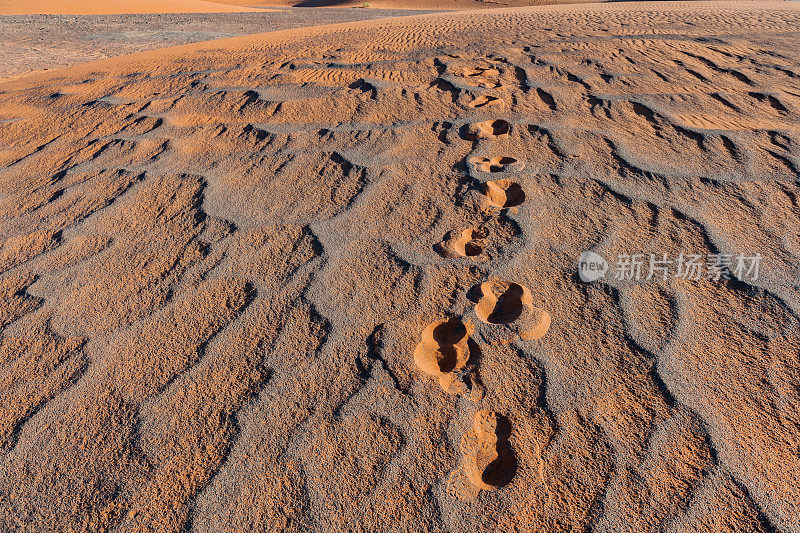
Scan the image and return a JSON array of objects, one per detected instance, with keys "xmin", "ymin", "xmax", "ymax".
[
  {"xmin": 0, "ymin": 8, "xmax": 442, "ymax": 83},
  {"xmin": 1, "ymin": 0, "xmax": 799, "ymax": 531},
  {"xmin": 210, "ymin": 0, "xmax": 601, "ymax": 10},
  {"xmin": 0, "ymin": 0, "xmax": 263, "ymax": 15},
  {"xmin": 0, "ymin": 0, "xmax": 600, "ymax": 14}
]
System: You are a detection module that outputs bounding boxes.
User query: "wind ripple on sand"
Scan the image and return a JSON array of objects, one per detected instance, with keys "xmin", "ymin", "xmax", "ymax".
[{"xmin": 0, "ymin": 2, "xmax": 799, "ymax": 531}]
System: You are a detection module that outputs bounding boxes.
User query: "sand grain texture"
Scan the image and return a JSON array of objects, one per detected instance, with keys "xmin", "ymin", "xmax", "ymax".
[
  {"xmin": 1, "ymin": 1, "xmax": 799, "ymax": 531},
  {"xmin": 0, "ymin": 0, "xmax": 263, "ymax": 15}
]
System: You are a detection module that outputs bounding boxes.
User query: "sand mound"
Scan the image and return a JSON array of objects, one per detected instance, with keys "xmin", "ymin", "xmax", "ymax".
[
  {"xmin": 211, "ymin": 0, "xmax": 603, "ymax": 10},
  {"xmin": 0, "ymin": 0, "xmax": 261, "ymax": 15},
  {"xmin": 1, "ymin": 1, "xmax": 800, "ymax": 531}
]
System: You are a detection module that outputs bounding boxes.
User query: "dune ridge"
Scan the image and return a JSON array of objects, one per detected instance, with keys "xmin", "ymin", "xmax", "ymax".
[{"xmin": 0, "ymin": 0, "xmax": 264, "ymax": 15}]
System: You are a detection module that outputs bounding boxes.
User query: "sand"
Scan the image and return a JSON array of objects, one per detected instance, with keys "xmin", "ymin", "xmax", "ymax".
[
  {"xmin": 0, "ymin": 0, "xmax": 265, "ymax": 15},
  {"xmin": 1, "ymin": 0, "xmax": 799, "ymax": 531},
  {"xmin": 0, "ymin": 8, "xmax": 442, "ymax": 83},
  {"xmin": 211, "ymin": 0, "xmax": 602, "ymax": 10},
  {"xmin": 0, "ymin": 0, "xmax": 603, "ymax": 14}
]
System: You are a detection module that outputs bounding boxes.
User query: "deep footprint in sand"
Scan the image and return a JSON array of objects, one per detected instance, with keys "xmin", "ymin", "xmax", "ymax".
[
  {"xmin": 449, "ymin": 410, "xmax": 517, "ymax": 498},
  {"xmin": 471, "ymin": 79, "xmax": 501, "ymax": 89},
  {"xmin": 446, "ymin": 467, "xmax": 479, "ymax": 500},
  {"xmin": 462, "ymin": 410, "xmax": 516, "ymax": 491},
  {"xmin": 434, "ymin": 227, "xmax": 488, "ymax": 259},
  {"xmin": 458, "ymin": 66, "xmax": 501, "ymax": 78},
  {"xmin": 469, "ymin": 155, "xmax": 522, "ymax": 173},
  {"xmin": 466, "ymin": 119, "xmax": 510, "ymax": 140},
  {"xmin": 468, "ymin": 94, "xmax": 503, "ymax": 108},
  {"xmin": 474, "ymin": 279, "xmax": 550, "ymax": 341},
  {"xmin": 483, "ymin": 179, "xmax": 525, "ymax": 208},
  {"xmin": 413, "ymin": 317, "xmax": 473, "ymax": 394},
  {"xmin": 455, "ymin": 67, "xmax": 502, "ymax": 88}
]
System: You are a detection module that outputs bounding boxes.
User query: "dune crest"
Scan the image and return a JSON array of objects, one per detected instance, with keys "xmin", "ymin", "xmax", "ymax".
[
  {"xmin": 1, "ymin": 2, "xmax": 799, "ymax": 530},
  {"xmin": 0, "ymin": 0, "xmax": 262, "ymax": 15}
]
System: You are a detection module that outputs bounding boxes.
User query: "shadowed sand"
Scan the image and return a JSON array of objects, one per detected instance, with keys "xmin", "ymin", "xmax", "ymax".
[{"xmin": 1, "ymin": 1, "xmax": 800, "ymax": 531}]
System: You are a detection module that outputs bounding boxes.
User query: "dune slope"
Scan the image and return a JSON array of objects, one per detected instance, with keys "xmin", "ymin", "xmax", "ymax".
[
  {"xmin": 0, "ymin": 2, "xmax": 799, "ymax": 531},
  {"xmin": 209, "ymin": 0, "xmax": 601, "ymax": 10},
  {"xmin": 0, "ymin": 0, "xmax": 262, "ymax": 15}
]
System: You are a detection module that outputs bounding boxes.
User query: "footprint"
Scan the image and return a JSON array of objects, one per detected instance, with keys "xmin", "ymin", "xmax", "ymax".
[
  {"xmin": 455, "ymin": 67, "xmax": 502, "ymax": 89},
  {"xmin": 438, "ymin": 372, "xmax": 468, "ymax": 395},
  {"xmin": 471, "ymin": 79, "xmax": 502, "ymax": 89},
  {"xmin": 457, "ymin": 410, "xmax": 517, "ymax": 493},
  {"xmin": 446, "ymin": 467, "xmax": 479, "ymax": 501},
  {"xmin": 469, "ymin": 156, "xmax": 522, "ymax": 173},
  {"xmin": 466, "ymin": 119, "xmax": 510, "ymax": 140},
  {"xmin": 472, "ymin": 409, "xmax": 507, "ymax": 439},
  {"xmin": 434, "ymin": 227, "xmax": 488, "ymax": 259},
  {"xmin": 474, "ymin": 279, "xmax": 550, "ymax": 341},
  {"xmin": 413, "ymin": 317, "xmax": 473, "ymax": 394},
  {"xmin": 458, "ymin": 66, "xmax": 501, "ymax": 78},
  {"xmin": 483, "ymin": 179, "xmax": 525, "ymax": 208},
  {"xmin": 468, "ymin": 95, "xmax": 503, "ymax": 109}
]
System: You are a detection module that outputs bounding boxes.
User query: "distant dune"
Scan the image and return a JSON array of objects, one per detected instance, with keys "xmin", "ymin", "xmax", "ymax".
[
  {"xmin": 1, "ymin": 1, "xmax": 800, "ymax": 531},
  {"xmin": 0, "ymin": 0, "xmax": 604, "ymax": 14},
  {"xmin": 212, "ymin": 0, "xmax": 602, "ymax": 9},
  {"xmin": 0, "ymin": 0, "xmax": 263, "ymax": 15}
]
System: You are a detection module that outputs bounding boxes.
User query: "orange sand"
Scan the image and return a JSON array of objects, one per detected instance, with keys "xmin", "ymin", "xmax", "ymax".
[
  {"xmin": 210, "ymin": 0, "xmax": 602, "ymax": 9},
  {"xmin": 0, "ymin": 0, "xmax": 264, "ymax": 14},
  {"xmin": 1, "ymin": 1, "xmax": 799, "ymax": 531}
]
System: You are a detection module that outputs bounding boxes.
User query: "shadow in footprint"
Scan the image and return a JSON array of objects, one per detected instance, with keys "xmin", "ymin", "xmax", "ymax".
[
  {"xmin": 469, "ymin": 95, "xmax": 503, "ymax": 108},
  {"xmin": 474, "ymin": 279, "xmax": 551, "ymax": 341},
  {"xmin": 480, "ymin": 440, "xmax": 518, "ymax": 489},
  {"xmin": 430, "ymin": 78, "xmax": 460, "ymax": 102},
  {"xmin": 349, "ymin": 78, "xmax": 377, "ymax": 99},
  {"xmin": 484, "ymin": 179, "xmax": 525, "ymax": 208},
  {"xmin": 431, "ymin": 316, "xmax": 469, "ymax": 346},
  {"xmin": 470, "ymin": 156, "xmax": 520, "ymax": 173},
  {"xmin": 494, "ymin": 413, "xmax": 513, "ymax": 441},
  {"xmin": 484, "ymin": 283, "xmax": 525, "ymax": 324},
  {"xmin": 466, "ymin": 283, "xmax": 484, "ymax": 304},
  {"xmin": 434, "ymin": 227, "xmax": 487, "ymax": 258},
  {"xmin": 435, "ymin": 344, "xmax": 462, "ymax": 373},
  {"xmin": 413, "ymin": 317, "xmax": 473, "ymax": 393},
  {"xmin": 461, "ymin": 411, "xmax": 518, "ymax": 491},
  {"xmin": 461, "ymin": 119, "xmax": 511, "ymax": 141},
  {"xmin": 466, "ymin": 337, "xmax": 483, "ymax": 368}
]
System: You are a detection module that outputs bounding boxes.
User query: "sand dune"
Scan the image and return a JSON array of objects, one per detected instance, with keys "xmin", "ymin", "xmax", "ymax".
[
  {"xmin": 0, "ymin": 8, "xmax": 443, "ymax": 83},
  {"xmin": 0, "ymin": 0, "xmax": 262, "ymax": 15},
  {"xmin": 0, "ymin": 0, "xmax": 601, "ymax": 13},
  {"xmin": 211, "ymin": 0, "xmax": 602, "ymax": 9},
  {"xmin": 1, "ymin": 1, "xmax": 800, "ymax": 531}
]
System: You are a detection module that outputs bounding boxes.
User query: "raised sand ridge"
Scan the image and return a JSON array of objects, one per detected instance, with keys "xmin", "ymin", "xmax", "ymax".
[{"xmin": 1, "ymin": 2, "xmax": 800, "ymax": 531}]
